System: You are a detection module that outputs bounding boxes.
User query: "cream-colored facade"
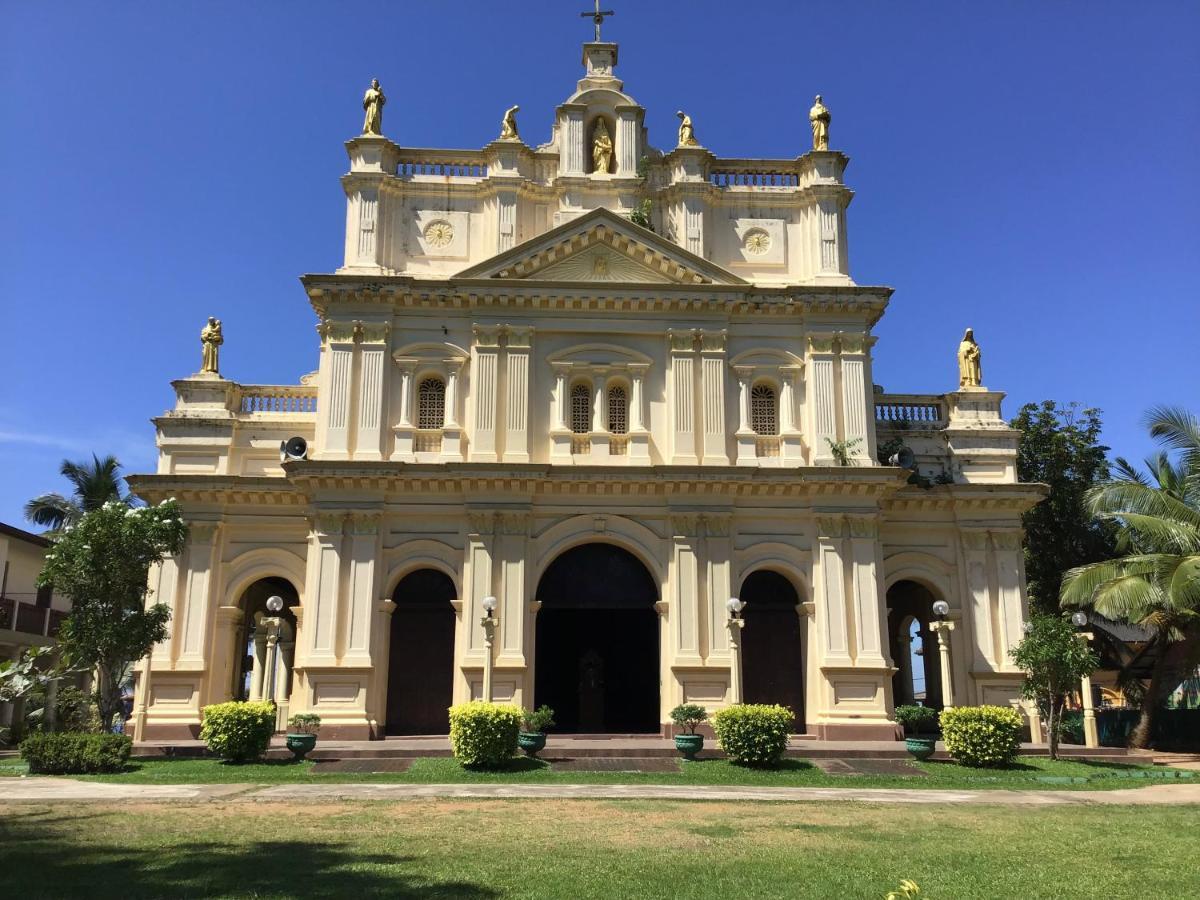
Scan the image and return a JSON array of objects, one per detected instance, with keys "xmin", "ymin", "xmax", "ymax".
[{"xmin": 130, "ymin": 38, "xmax": 1043, "ymax": 741}]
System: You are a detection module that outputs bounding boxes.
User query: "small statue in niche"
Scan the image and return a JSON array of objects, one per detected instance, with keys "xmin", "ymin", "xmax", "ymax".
[
  {"xmin": 676, "ymin": 110, "xmax": 698, "ymax": 147},
  {"xmin": 362, "ymin": 78, "xmax": 386, "ymax": 135},
  {"xmin": 200, "ymin": 317, "xmax": 223, "ymax": 375},
  {"xmin": 809, "ymin": 94, "xmax": 831, "ymax": 151},
  {"xmin": 499, "ymin": 104, "xmax": 520, "ymax": 141},
  {"xmin": 592, "ymin": 118, "xmax": 613, "ymax": 173},
  {"xmin": 957, "ymin": 327, "xmax": 983, "ymax": 389}
]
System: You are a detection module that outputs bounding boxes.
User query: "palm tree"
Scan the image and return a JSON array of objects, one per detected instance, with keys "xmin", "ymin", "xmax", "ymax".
[
  {"xmin": 24, "ymin": 454, "xmax": 131, "ymax": 533},
  {"xmin": 1061, "ymin": 406, "xmax": 1200, "ymax": 748}
]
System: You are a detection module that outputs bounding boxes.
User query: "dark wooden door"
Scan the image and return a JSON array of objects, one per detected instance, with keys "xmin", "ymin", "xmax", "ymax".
[
  {"xmin": 740, "ymin": 571, "xmax": 804, "ymax": 727},
  {"xmin": 387, "ymin": 570, "xmax": 456, "ymax": 735}
]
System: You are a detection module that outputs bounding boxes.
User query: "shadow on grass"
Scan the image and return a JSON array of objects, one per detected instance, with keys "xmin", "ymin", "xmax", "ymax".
[
  {"xmin": 0, "ymin": 808, "xmax": 499, "ymax": 899},
  {"xmin": 463, "ymin": 756, "xmax": 550, "ymax": 774},
  {"xmin": 684, "ymin": 758, "xmax": 817, "ymax": 773},
  {"xmin": 920, "ymin": 759, "xmax": 1040, "ymax": 773}
]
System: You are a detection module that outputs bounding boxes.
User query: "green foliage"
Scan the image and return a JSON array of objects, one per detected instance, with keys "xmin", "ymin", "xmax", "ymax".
[
  {"xmin": 38, "ymin": 499, "xmax": 188, "ymax": 731},
  {"xmin": 286, "ymin": 713, "xmax": 321, "ymax": 736},
  {"xmin": 825, "ymin": 437, "xmax": 862, "ymax": 467},
  {"xmin": 1012, "ymin": 402, "xmax": 1118, "ymax": 615},
  {"xmin": 20, "ymin": 732, "xmax": 132, "ymax": 774},
  {"xmin": 0, "ymin": 645, "xmax": 61, "ymax": 704},
  {"xmin": 520, "ymin": 705, "xmax": 555, "ymax": 734},
  {"xmin": 939, "ymin": 705, "xmax": 1023, "ymax": 768},
  {"xmin": 669, "ymin": 703, "xmax": 709, "ymax": 735},
  {"xmin": 448, "ymin": 701, "xmax": 522, "ymax": 768},
  {"xmin": 893, "ymin": 704, "xmax": 940, "ymax": 736},
  {"xmin": 1012, "ymin": 615, "xmax": 1099, "ymax": 758},
  {"xmin": 52, "ymin": 685, "xmax": 103, "ymax": 733},
  {"xmin": 24, "ymin": 453, "xmax": 130, "ymax": 533},
  {"xmin": 711, "ymin": 704, "xmax": 794, "ymax": 766},
  {"xmin": 200, "ymin": 701, "xmax": 277, "ymax": 762},
  {"xmin": 628, "ymin": 198, "xmax": 655, "ymax": 232}
]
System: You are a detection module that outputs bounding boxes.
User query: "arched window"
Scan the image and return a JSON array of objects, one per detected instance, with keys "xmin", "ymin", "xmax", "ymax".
[
  {"xmin": 607, "ymin": 386, "xmax": 628, "ymax": 435},
  {"xmin": 570, "ymin": 383, "xmax": 592, "ymax": 434},
  {"xmin": 418, "ymin": 377, "xmax": 446, "ymax": 429},
  {"xmin": 751, "ymin": 383, "xmax": 778, "ymax": 436}
]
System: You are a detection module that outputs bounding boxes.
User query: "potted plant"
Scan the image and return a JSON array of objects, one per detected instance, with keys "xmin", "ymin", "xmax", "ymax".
[
  {"xmin": 518, "ymin": 705, "xmax": 555, "ymax": 758},
  {"xmin": 286, "ymin": 713, "xmax": 321, "ymax": 760},
  {"xmin": 894, "ymin": 705, "xmax": 939, "ymax": 760},
  {"xmin": 670, "ymin": 704, "xmax": 709, "ymax": 760}
]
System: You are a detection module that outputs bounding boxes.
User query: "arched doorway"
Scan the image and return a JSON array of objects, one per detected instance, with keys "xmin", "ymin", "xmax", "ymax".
[
  {"xmin": 535, "ymin": 544, "xmax": 659, "ymax": 733},
  {"xmin": 739, "ymin": 570, "xmax": 804, "ymax": 726},
  {"xmin": 387, "ymin": 569, "xmax": 457, "ymax": 735},
  {"xmin": 887, "ymin": 580, "xmax": 944, "ymax": 709},
  {"xmin": 233, "ymin": 577, "xmax": 299, "ymax": 707}
]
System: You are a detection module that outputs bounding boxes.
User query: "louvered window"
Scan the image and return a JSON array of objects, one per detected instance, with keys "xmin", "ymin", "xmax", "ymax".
[
  {"xmin": 570, "ymin": 384, "xmax": 592, "ymax": 434},
  {"xmin": 751, "ymin": 383, "xmax": 778, "ymax": 436},
  {"xmin": 607, "ymin": 387, "xmax": 628, "ymax": 435},
  {"xmin": 417, "ymin": 378, "xmax": 446, "ymax": 429}
]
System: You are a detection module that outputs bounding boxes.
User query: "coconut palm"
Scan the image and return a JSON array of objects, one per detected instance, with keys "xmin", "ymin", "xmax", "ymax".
[
  {"xmin": 1061, "ymin": 406, "xmax": 1200, "ymax": 748},
  {"xmin": 24, "ymin": 454, "xmax": 130, "ymax": 533}
]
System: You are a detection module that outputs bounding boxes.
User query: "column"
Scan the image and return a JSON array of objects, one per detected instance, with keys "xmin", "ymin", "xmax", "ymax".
[
  {"xmin": 249, "ymin": 629, "xmax": 267, "ymax": 700},
  {"xmin": 319, "ymin": 321, "xmax": 358, "ymax": 460},
  {"xmin": 806, "ymin": 334, "xmax": 837, "ymax": 464},
  {"xmin": 1079, "ymin": 631, "xmax": 1099, "ymax": 748},
  {"xmin": 931, "ymin": 621, "xmax": 956, "ymax": 709},
  {"xmin": 342, "ymin": 513, "xmax": 381, "ymax": 666},
  {"xmin": 177, "ymin": 523, "xmax": 221, "ymax": 664},
  {"xmin": 813, "ymin": 515, "xmax": 851, "ymax": 665},
  {"xmin": 442, "ymin": 358, "xmax": 466, "ymax": 460},
  {"xmin": 497, "ymin": 192, "xmax": 517, "ymax": 252},
  {"xmin": 733, "ymin": 366, "xmax": 756, "ymax": 465},
  {"xmin": 668, "ymin": 330, "xmax": 697, "ymax": 462},
  {"xmin": 355, "ymin": 322, "xmax": 390, "ymax": 461},
  {"xmin": 780, "ymin": 365, "xmax": 804, "ymax": 463},
  {"xmin": 550, "ymin": 362, "xmax": 572, "ymax": 460},
  {"xmin": 699, "ymin": 330, "xmax": 728, "ymax": 464},
  {"xmin": 303, "ymin": 513, "xmax": 344, "ymax": 663},
  {"xmin": 590, "ymin": 370, "xmax": 609, "ymax": 457},
  {"xmin": 628, "ymin": 363, "xmax": 650, "ymax": 460},
  {"xmin": 895, "ymin": 633, "xmax": 914, "ymax": 705},
  {"xmin": 669, "ymin": 514, "xmax": 703, "ymax": 667},
  {"xmin": 838, "ymin": 334, "xmax": 872, "ymax": 464},
  {"xmin": 469, "ymin": 326, "xmax": 500, "ymax": 461},
  {"xmin": 390, "ymin": 358, "xmax": 416, "ymax": 460},
  {"xmin": 846, "ymin": 515, "xmax": 888, "ymax": 666},
  {"xmin": 503, "ymin": 326, "xmax": 533, "ymax": 462}
]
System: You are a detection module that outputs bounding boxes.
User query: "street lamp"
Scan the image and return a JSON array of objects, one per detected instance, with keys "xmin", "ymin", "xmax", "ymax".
[
  {"xmin": 928, "ymin": 600, "xmax": 956, "ymax": 710},
  {"xmin": 480, "ymin": 596, "xmax": 498, "ymax": 703},
  {"xmin": 1071, "ymin": 610, "xmax": 1099, "ymax": 748},
  {"xmin": 263, "ymin": 596, "xmax": 284, "ymax": 711},
  {"xmin": 727, "ymin": 597, "xmax": 746, "ymax": 705}
]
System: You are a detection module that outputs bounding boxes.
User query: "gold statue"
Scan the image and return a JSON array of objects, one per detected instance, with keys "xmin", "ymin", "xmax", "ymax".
[
  {"xmin": 200, "ymin": 317, "xmax": 223, "ymax": 375},
  {"xmin": 957, "ymin": 327, "xmax": 982, "ymax": 389},
  {"xmin": 809, "ymin": 95, "xmax": 830, "ymax": 151},
  {"xmin": 592, "ymin": 119, "xmax": 613, "ymax": 173},
  {"xmin": 676, "ymin": 110, "xmax": 698, "ymax": 147},
  {"xmin": 499, "ymin": 104, "xmax": 520, "ymax": 141},
  {"xmin": 362, "ymin": 79, "xmax": 386, "ymax": 135}
]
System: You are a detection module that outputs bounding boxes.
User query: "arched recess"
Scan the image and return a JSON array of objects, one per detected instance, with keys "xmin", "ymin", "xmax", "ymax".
[
  {"xmin": 381, "ymin": 539, "xmax": 462, "ymax": 600},
  {"xmin": 887, "ymin": 579, "xmax": 945, "ymax": 710},
  {"xmin": 739, "ymin": 570, "xmax": 805, "ymax": 725},
  {"xmin": 387, "ymin": 568, "xmax": 457, "ymax": 735},
  {"xmin": 534, "ymin": 543, "xmax": 660, "ymax": 733},
  {"xmin": 231, "ymin": 576, "xmax": 301, "ymax": 705},
  {"xmin": 533, "ymin": 514, "xmax": 666, "ymax": 587}
]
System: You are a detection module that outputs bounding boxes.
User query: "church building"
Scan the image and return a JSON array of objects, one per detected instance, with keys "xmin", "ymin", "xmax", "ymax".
[{"xmin": 129, "ymin": 24, "xmax": 1043, "ymax": 741}]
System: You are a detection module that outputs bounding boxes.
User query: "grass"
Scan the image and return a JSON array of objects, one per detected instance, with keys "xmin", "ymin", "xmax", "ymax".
[
  {"xmin": 1, "ymin": 753, "xmax": 1189, "ymax": 790},
  {"xmin": 0, "ymin": 798, "xmax": 1195, "ymax": 898}
]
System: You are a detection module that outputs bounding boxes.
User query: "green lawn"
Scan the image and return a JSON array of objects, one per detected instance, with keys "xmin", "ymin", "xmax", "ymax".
[
  {"xmin": 1, "ymin": 753, "xmax": 1190, "ymax": 790},
  {"xmin": 0, "ymin": 798, "xmax": 1194, "ymax": 898}
]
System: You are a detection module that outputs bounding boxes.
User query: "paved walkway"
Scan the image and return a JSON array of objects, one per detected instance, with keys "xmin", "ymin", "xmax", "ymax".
[{"xmin": 3, "ymin": 778, "xmax": 1199, "ymax": 806}]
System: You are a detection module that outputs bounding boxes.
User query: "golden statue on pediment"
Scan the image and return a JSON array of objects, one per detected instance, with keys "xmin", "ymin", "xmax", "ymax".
[
  {"xmin": 809, "ymin": 95, "xmax": 830, "ymax": 151},
  {"xmin": 957, "ymin": 327, "xmax": 982, "ymax": 389},
  {"xmin": 200, "ymin": 317, "xmax": 223, "ymax": 375},
  {"xmin": 362, "ymin": 79, "xmax": 386, "ymax": 135},
  {"xmin": 500, "ymin": 105, "xmax": 520, "ymax": 141},
  {"xmin": 676, "ymin": 110, "xmax": 698, "ymax": 147},
  {"xmin": 592, "ymin": 119, "xmax": 613, "ymax": 174}
]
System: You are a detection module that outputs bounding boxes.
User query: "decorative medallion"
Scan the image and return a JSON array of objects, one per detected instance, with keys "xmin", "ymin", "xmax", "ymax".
[
  {"xmin": 423, "ymin": 220, "xmax": 455, "ymax": 248},
  {"xmin": 743, "ymin": 228, "xmax": 772, "ymax": 255}
]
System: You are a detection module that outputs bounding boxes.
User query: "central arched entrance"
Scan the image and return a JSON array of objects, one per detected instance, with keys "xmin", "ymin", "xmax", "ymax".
[
  {"xmin": 535, "ymin": 543, "xmax": 659, "ymax": 733},
  {"xmin": 387, "ymin": 568, "xmax": 457, "ymax": 735}
]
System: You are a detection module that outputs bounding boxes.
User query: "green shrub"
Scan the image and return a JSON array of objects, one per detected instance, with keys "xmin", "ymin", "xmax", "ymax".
[
  {"xmin": 200, "ymin": 701, "xmax": 277, "ymax": 762},
  {"xmin": 669, "ymin": 703, "xmax": 709, "ymax": 735},
  {"xmin": 20, "ymin": 732, "xmax": 132, "ymax": 774},
  {"xmin": 939, "ymin": 705, "xmax": 1023, "ymax": 767},
  {"xmin": 521, "ymin": 705, "xmax": 556, "ymax": 733},
  {"xmin": 712, "ymin": 704, "xmax": 794, "ymax": 766},
  {"xmin": 448, "ymin": 701, "xmax": 522, "ymax": 768},
  {"xmin": 894, "ymin": 704, "xmax": 940, "ymax": 736},
  {"xmin": 53, "ymin": 686, "xmax": 103, "ymax": 733},
  {"xmin": 287, "ymin": 713, "xmax": 321, "ymax": 736}
]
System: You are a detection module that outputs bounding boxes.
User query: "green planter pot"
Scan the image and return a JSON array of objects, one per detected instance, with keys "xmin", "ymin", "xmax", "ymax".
[
  {"xmin": 675, "ymin": 733, "xmax": 704, "ymax": 760},
  {"xmin": 905, "ymin": 736, "xmax": 936, "ymax": 760},
  {"xmin": 518, "ymin": 731, "xmax": 547, "ymax": 758},
  {"xmin": 286, "ymin": 733, "xmax": 318, "ymax": 761}
]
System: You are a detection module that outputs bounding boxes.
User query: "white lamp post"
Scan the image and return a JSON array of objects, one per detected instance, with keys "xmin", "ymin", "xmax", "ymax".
[
  {"xmin": 263, "ymin": 596, "xmax": 284, "ymax": 712},
  {"xmin": 727, "ymin": 597, "xmax": 746, "ymax": 704},
  {"xmin": 480, "ymin": 596, "xmax": 498, "ymax": 703},
  {"xmin": 1071, "ymin": 610, "xmax": 1099, "ymax": 748},
  {"xmin": 929, "ymin": 600, "xmax": 955, "ymax": 710}
]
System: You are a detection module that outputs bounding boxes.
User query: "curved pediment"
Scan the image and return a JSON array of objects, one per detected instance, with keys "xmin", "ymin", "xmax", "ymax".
[
  {"xmin": 547, "ymin": 342, "xmax": 653, "ymax": 367},
  {"xmin": 729, "ymin": 348, "xmax": 805, "ymax": 368},
  {"xmin": 456, "ymin": 208, "xmax": 746, "ymax": 287},
  {"xmin": 392, "ymin": 341, "xmax": 469, "ymax": 362}
]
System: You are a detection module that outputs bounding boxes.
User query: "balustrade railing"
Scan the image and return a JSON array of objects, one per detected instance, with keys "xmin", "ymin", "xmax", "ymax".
[
  {"xmin": 709, "ymin": 160, "xmax": 801, "ymax": 188},
  {"xmin": 875, "ymin": 394, "xmax": 947, "ymax": 428},
  {"xmin": 395, "ymin": 149, "xmax": 488, "ymax": 179},
  {"xmin": 238, "ymin": 386, "xmax": 318, "ymax": 415}
]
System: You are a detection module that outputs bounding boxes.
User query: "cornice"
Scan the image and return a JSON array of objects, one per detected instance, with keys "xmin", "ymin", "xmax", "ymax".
[{"xmin": 882, "ymin": 483, "xmax": 1047, "ymax": 515}]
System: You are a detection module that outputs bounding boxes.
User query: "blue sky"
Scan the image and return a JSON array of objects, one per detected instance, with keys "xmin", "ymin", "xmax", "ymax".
[{"xmin": 1, "ymin": 1, "xmax": 1196, "ymax": 527}]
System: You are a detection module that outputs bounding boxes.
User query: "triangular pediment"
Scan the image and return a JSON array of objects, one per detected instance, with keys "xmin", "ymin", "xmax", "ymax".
[{"xmin": 456, "ymin": 208, "xmax": 746, "ymax": 286}]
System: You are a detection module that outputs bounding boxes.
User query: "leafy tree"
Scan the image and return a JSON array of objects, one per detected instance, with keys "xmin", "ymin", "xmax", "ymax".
[
  {"xmin": 24, "ymin": 454, "xmax": 130, "ymax": 534},
  {"xmin": 1061, "ymin": 406, "xmax": 1200, "ymax": 748},
  {"xmin": 1012, "ymin": 615, "xmax": 1098, "ymax": 760},
  {"xmin": 1012, "ymin": 402, "xmax": 1118, "ymax": 615},
  {"xmin": 37, "ymin": 500, "xmax": 188, "ymax": 732},
  {"xmin": 0, "ymin": 646, "xmax": 78, "ymax": 744}
]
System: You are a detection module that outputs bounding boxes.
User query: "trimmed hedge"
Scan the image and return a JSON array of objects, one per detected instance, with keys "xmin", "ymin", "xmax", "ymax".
[
  {"xmin": 940, "ymin": 705, "xmax": 1023, "ymax": 767},
  {"xmin": 712, "ymin": 704, "xmax": 794, "ymax": 766},
  {"xmin": 20, "ymin": 732, "xmax": 132, "ymax": 774},
  {"xmin": 448, "ymin": 701, "xmax": 522, "ymax": 768},
  {"xmin": 200, "ymin": 701, "xmax": 277, "ymax": 762}
]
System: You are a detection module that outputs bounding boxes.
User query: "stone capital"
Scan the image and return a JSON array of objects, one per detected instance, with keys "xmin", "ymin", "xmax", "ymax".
[
  {"xmin": 349, "ymin": 513, "xmax": 382, "ymax": 535},
  {"xmin": 991, "ymin": 531, "xmax": 1023, "ymax": 551},
  {"xmin": 467, "ymin": 511, "xmax": 496, "ymax": 535},
  {"xmin": 504, "ymin": 325, "xmax": 534, "ymax": 349},
  {"xmin": 960, "ymin": 530, "xmax": 989, "ymax": 551},
  {"xmin": 846, "ymin": 515, "xmax": 879, "ymax": 539},
  {"xmin": 187, "ymin": 522, "xmax": 221, "ymax": 543},
  {"xmin": 473, "ymin": 325, "xmax": 502, "ymax": 348},
  {"xmin": 312, "ymin": 512, "xmax": 346, "ymax": 537},
  {"xmin": 839, "ymin": 333, "xmax": 866, "ymax": 355},
  {"xmin": 667, "ymin": 329, "xmax": 697, "ymax": 353},
  {"xmin": 497, "ymin": 511, "xmax": 531, "ymax": 536},
  {"xmin": 814, "ymin": 514, "xmax": 845, "ymax": 538},
  {"xmin": 806, "ymin": 332, "xmax": 836, "ymax": 354},
  {"xmin": 701, "ymin": 513, "xmax": 732, "ymax": 537},
  {"xmin": 359, "ymin": 321, "xmax": 391, "ymax": 344},
  {"xmin": 699, "ymin": 330, "xmax": 727, "ymax": 353},
  {"xmin": 669, "ymin": 513, "xmax": 701, "ymax": 536}
]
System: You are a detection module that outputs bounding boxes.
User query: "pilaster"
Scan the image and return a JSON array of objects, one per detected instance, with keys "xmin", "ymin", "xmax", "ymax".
[
  {"xmin": 317, "ymin": 320, "xmax": 357, "ymax": 460},
  {"xmin": 837, "ymin": 334, "xmax": 875, "ymax": 465},
  {"xmin": 303, "ymin": 513, "xmax": 345, "ymax": 664},
  {"xmin": 469, "ymin": 325, "xmax": 501, "ymax": 462},
  {"xmin": 502, "ymin": 326, "xmax": 533, "ymax": 462},
  {"xmin": 177, "ymin": 522, "xmax": 222, "ymax": 666},
  {"xmin": 342, "ymin": 513, "xmax": 382, "ymax": 666},
  {"xmin": 354, "ymin": 322, "xmax": 391, "ymax": 460},
  {"xmin": 806, "ymin": 333, "xmax": 838, "ymax": 465},
  {"xmin": 668, "ymin": 329, "xmax": 698, "ymax": 463},
  {"xmin": 699, "ymin": 330, "xmax": 729, "ymax": 464},
  {"xmin": 495, "ymin": 511, "xmax": 531, "ymax": 667},
  {"xmin": 668, "ymin": 514, "xmax": 703, "ymax": 667}
]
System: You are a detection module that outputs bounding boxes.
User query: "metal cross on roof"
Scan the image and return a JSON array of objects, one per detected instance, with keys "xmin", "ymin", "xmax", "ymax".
[{"xmin": 581, "ymin": 0, "xmax": 614, "ymax": 42}]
